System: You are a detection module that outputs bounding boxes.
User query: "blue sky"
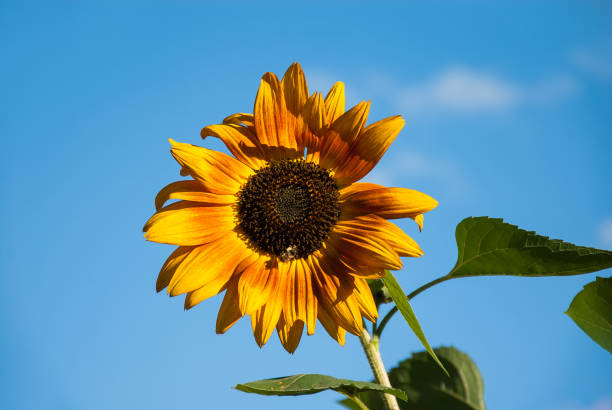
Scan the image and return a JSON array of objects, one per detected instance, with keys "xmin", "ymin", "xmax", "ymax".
[{"xmin": 1, "ymin": 1, "xmax": 611, "ymax": 410}]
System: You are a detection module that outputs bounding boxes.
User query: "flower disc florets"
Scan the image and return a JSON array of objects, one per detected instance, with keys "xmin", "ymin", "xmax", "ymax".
[{"xmin": 237, "ymin": 159, "xmax": 340, "ymax": 260}]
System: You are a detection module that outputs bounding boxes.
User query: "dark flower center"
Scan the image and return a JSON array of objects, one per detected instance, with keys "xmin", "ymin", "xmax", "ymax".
[
  {"xmin": 236, "ymin": 159, "xmax": 340, "ymax": 261},
  {"xmin": 274, "ymin": 185, "xmax": 310, "ymax": 223}
]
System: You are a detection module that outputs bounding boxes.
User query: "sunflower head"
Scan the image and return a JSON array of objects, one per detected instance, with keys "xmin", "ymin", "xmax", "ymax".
[
  {"xmin": 144, "ymin": 63, "xmax": 438, "ymax": 353},
  {"xmin": 236, "ymin": 158, "xmax": 341, "ymax": 260}
]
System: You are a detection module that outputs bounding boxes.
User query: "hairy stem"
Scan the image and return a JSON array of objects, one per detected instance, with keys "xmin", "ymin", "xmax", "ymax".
[{"xmin": 358, "ymin": 328, "xmax": 399, "ymax": 410}]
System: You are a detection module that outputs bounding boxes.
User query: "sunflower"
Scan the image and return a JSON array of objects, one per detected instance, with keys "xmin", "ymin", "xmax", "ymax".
[{"xmin": 144, "ymin": 63, "xmax": 437, "ymax": 353}]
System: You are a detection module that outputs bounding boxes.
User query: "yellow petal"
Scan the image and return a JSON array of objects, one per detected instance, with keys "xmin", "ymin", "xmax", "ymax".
[
  {"xmin": 333, "ymin": 115, "xmax": 405, "ymax": 186},
  {"xmin": 169, "ymin": 139, "xmax": 252, "ymax": 195},
  {"xmin": 185, "ymin": 251, "xmax": 259, "ymax": 310},
  {"xmin": 184, "ymin": 280, "xmax": 229, "ymax": 310},
  {"xmin": 317, "ymin": 302, "xmax": 346, "ymax": 346},
  {"xmin": 254, "ymin": 72, "xmax": 299, "ymax": 158},
  {"xmin": 302, "ymin": 92, "xmax": 326, "ymax": 135},
  {"xmin": 282, "ymin": 62, "xmax": 309, "ymax": 152},
  {"xmin": 250, "ymin": 260, "xmax": 288, "ymax": 347},
  {"xmin": 251, "ymin": 303, "xmax": 282, "ymax": 348},
  {"xmin": 276, "ymin": 315, "xmax": 304, "ymax": 354},
  {"xmin": 340, "ymin": 185, "xmax": 438, "ymax": 221},
  {"xmin": 155, "ymin": 180, "xmax": 235, "ymax": 211},
  {"xmin": 283, "ymin": 261, "xmax": 298, "ymax": 326},
  {"xmin": 215, "ymin": 279, "xmax": 243, "ymax": 333},
  {"xmin": 309, "ymin": 256, "xmax": 363, "ymax": 335},
  {"xmin": 299, "ymin": 258, "xmax": 318, "ymax": 335},
  {"xmin": 201, "ymin": 123, "xmax": 266, "ymax": 170},
  {"xmin": 324, "ymin": 82, "xmax": 345, "ymax": 126},
  {"xmin": 337, "ymin": 215, "xmax": 424, "ymax": 258},
  {"xmin": 302, "ymin": 92, "xmax": 327, "ymax": 162},
  {"xmin": 319, "ymin": 101, "xmax": 370, "ymax": 177},
  {"xmin": 281, "ymin": 62, "xmax": 309, "ymax": 118},
  {"xmin": 223, "ymin": 112, "xmax": 255, "ymax": 129},
  {"xmin": 143, "ymin": 201, "xmax": 234, "ymax": 246},
  {"xmin": 353, "ymin": 277, "xmax": 378, "ymax": 322},
  {"xmin": 327, "ymin": 228, "xmax": 403, "ymax": 273},
  {"xmin": 167, "ymin": 233, "xmax": 251, "ymax": 296},
  {"xmin": 237, "ymin": 257, "xmax": 273, "ymax": 315},
  {"xmin": 329, "ymin": 101, "xmax": 371, "ymax": 146},
  {"xmin": 293, "ymin": 259, "xmax": 315, "ymax": 330},
  {"xmin": 414, "ymin": 214, "xmax": 424, "ymax": 231},
  {"xmin": 338, "ymin": 182, "xmax": 382, "ymax": 198},
  {"xmin": 156, "ymin": 246, "xmax": 196, "ymax": 292}
]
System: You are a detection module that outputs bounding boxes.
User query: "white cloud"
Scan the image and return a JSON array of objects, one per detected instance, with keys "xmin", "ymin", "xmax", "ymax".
[
  {"xmin": 305, "ymin": 69, "xmax": 337, "ymax": 95},
  {"xmin": 598, "ymin": 217, "xmax": 612, "ymax": 247},
  {"xmin": 399, "ymin": 68, "xmax": 520, "ymax": 113},
  {"xmin": 572, "ymin": 49, "xmax": 612, "ymax": 81},
  {"xmin": 306, "ymin": 65, "xmax": 578, "ymax": 116},
  {"xmin": 554, "ymin": 397, "xmax": 612, "ymax": 410},
  {"xmin": 363, "ymin": 151, "xmax": 470, "ymax": 201},
  {"xmin": 594, "ymin": 400, "xmax": 612, "ymax": 410},
  {"xmin": 529, "ymin": 74, "xmax": 580, "ymax": 103},
  {"xmin": 394, "ymin": 67, "xmax": 579, "ymax": 115}
]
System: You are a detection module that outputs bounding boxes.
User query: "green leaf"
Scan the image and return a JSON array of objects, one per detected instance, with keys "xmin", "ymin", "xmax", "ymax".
[
  {"xmin": 450, "ymin": 217, "xmax": 612, "ymax": 277},
  {"xmin": 566, "ymin": 276, "xmax": 612, "ymax": 354},
  {"xmin": 382, "ymin": 271, "xmax": 447, "ymax": 375},
  {"xmin": 235, "ymin": 374, "xmax": 407, "ymax": 402},
  {"xmin": 340, "ymin": 346, "xmax": 486, "ymax": 410},
  {"xmin": 367, "ymin": 278, "xmax": 392, "ymax": 306}
]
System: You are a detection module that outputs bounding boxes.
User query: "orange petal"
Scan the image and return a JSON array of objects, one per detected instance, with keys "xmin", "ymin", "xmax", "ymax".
[
  {"xmin": 169, "ymin": 139, "xmax": 252, "ymax": 195},
  {"xmin": 319, "ymin": 101, "xmax": 370, "ymax": 177},
  {"xmin": 294, "ymin": 259, "xmax": 317, "ymax": 334},
  {"xmin": 223, "ymin": 113, "xmax": 255, "ymax": 130},
  {"xmin": 143, "ymin": 201, "xmax": 234, "ymax": 246},
  {"xmin": 167, "ymin": 232, "xmax": 252, "ymax": 296},
  {"xmin": 302, "ymin": 92, "xmax": 326, "ymax": 135},
  {"xmin": 313, "ymin": 251, "xmax": 356, "ymax": 298},
  {"xmin": 276, "ymin": 315, "xmax": 304, "ymax": 354},
  {"xmin": 337, "ymin": 215, "xmax": 424, "ymax": 258},
  {"xmin": 215, "ymin": 278, "xmax": 243, "ymax": 333},
  {"xmin": 184, "ymin": 280, "xmax": 229, "ymax": 310},
  {"xmin": 324, "ymin": 82, "xmax": 346, "ymax": 126},
  {"xmin": 302, "ymin": 92, "xmax": 327, "ymax": 162},
  {"xmin": 329, "ymin": 100, "xmax": 371, "ymax": 146},
  {"xmin": 317, "ymin": 302, "xmax": 346, "ymax": 346},
  {"xmin": 251, "ymin": 303, "xmax": 281, "ymax": 348},
  {"xmin": 282, "ymin": 63, "xmax": 309, "ymax": 151},
  {"xmin": 414, "ymin": 214, "xmax": 424, "ymax": 231},
  {"xmin": 156, "ymin": 246, "xmax": 196, "ymax": 292},
  {"xmin": 338, "ymin": 182, "xmax": 382, "ymax": 198},
  {"xmin": 154, "ymin": 180, "xmax": 235, "ymax": 211},
  {"xmin": 184, "ymin": 253, "xmax": 258, "ymax": 310},
  {"xmin": 254, "ymin": 72, "xmax": 300, "ymax": 159},
  {"xmin": 237, "ymin": 257, "xmax": 274, "ymax": 315},
  {"xmin": 333, "ymin": 115, "xmax": 405, "ymax": 186},
  {"xmin": 201, "ymin": 123, "xmax": 266, "ymax": 170},
  {"xmin": 353, "ymin": 277, "xmax": 378, "ymax": 322},
  {"xmin": 327, "ymin": 228, "xmax": 403, "ymax": 274},
  {"xmin": 309, "ymin": 256, "xmax": 363, "ymax": 335},
  {"xmin": 283, "ymin": 261, "xmax": 299, "ymax": 326},
  {"xmin": 281, "ymin": 62, "xmax": 309, "ymax": 119},
  {"xmin": 340, "ymin": 184, "xmax": 438, "ymax": 224},
  {"xmin": 250, "ymin": 260, "xmax": 288, "ymax": 347}
]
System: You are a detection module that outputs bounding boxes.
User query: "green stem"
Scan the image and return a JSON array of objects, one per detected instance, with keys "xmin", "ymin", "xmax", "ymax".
[
  {"xmin": 374, "ymin": 275, "xmax": 454, "ymax": 337},
  {"xmin": 339, "ymin": 392, "xmax": 370, "ymax": 410},
  {"xmin": 358, "ymin": 328, "xmax": 399, "ymax": 410}
]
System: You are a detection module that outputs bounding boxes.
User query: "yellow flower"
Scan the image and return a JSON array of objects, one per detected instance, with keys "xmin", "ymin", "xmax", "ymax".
[{"xmin": 144, "ymin": 63, "xmax": 438, "ymax": 353}]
